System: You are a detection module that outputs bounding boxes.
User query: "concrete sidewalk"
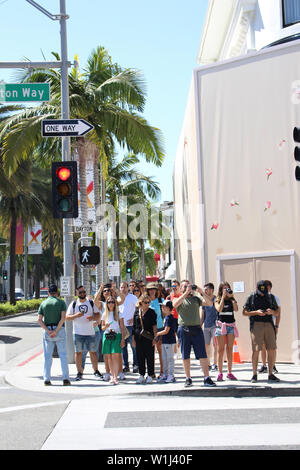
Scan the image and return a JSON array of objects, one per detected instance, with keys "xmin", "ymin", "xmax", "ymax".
[{"xmin": 5, "ymin": 344, "xmax": 300, "ymax": 398}]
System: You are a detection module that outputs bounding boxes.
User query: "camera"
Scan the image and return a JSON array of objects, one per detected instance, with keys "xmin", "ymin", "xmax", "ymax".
[
  {"xmin": 191, "ymin": 284, "xmax": 197, "ymax": 290},
  {"xmin": 226, "ymin": 288, "xmax": 233, "ymax": 294}
]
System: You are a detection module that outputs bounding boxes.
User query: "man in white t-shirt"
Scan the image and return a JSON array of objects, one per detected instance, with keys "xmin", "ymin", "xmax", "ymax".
[
  {"xmin": 66, "ymin": 285, "xmax": 102, "ymax": 381},
  {"xmin": 119, "ymin": 281, "xmax": 139, "ymax": 373}
]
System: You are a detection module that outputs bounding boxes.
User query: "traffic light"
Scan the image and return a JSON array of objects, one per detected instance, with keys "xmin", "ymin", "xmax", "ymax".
[
  {"xmin": 293, "ymin": 127, "xmax": 300, "ymax": 180},
  {"xmin": 3, "ymin": 270, "xmax": 7, "ymax": 280},
  {"xmin": 52, "ymin": 161, "xmax": 78, "ymax": 218},
  {"xmin": 126, "ymin": 260, "xmax": 132, "ymax": 274}
]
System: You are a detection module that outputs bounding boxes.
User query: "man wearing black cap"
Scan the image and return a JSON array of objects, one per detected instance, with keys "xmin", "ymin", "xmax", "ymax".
[
  {"xmin": 243, "ymin": 280, "xmax": 280, "ymax": 383},
  {"xmin": 38, "ymin": 284, "xmax": 70, "ymax": 386}
]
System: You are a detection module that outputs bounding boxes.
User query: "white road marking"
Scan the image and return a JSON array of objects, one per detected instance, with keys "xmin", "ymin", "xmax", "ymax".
[
  {"xmin": 42, "ymin": 396, "xmax": 300, "ymax": 450},
  {"xmin": 0, "ymin": 400, "xmax": 69, "ymax": 414}
]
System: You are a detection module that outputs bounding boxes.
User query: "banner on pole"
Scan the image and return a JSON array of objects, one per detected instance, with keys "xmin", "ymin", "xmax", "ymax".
[{"xmin": 28, "ymin": 222, "xmax": 42, "ymax": 254}]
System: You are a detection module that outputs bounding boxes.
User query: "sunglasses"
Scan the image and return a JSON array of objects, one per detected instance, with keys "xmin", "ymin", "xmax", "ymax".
[
  {"xmin": 78, "ymin": 290, "xmax": 86, "ymax": 295},
  {"xmin": 103, "ymin": 289, "xmax": 111, "ymax": 293},
  {"xmin": 133, "ymin": 289, "xmax": 140, "ymax": 292},
  {"xmin": 107, "ymin": 301, "xmax": 116, "ymax": 304},
  {"xmin": 143, "ymin": 301, "xmax": 150, "ymax": 304}
]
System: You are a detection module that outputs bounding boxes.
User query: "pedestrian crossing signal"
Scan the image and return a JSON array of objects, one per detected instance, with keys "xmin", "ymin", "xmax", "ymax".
[
  {"xmin": 52, "ymin": 161, "xmax": 78, "ymax": 218},
  {"xmin": 79, "ymin": 246, "xmax": 100, "ymax": 266},
  {"xmin": 3, "ymin": 270, "xmax": 7, "ymax": 280}
]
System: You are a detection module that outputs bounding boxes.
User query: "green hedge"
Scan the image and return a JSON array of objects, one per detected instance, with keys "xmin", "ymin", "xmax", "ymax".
[{"xmin": 0, "ymin": 299, "xmax": 44, "ymax": 317}]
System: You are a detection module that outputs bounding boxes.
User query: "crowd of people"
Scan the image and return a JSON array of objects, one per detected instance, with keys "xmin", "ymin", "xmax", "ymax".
[{"xmin": 37, "ymin": 278, "xmax": 281, "ymax": 387}]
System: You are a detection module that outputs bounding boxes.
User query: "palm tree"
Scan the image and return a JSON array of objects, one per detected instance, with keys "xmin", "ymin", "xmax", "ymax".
[
  {"xmin": 0, "ymin": 47, "xmax": 165, "ymax": 288},
  {"xmin": 0, "ymin": 161, "xmax": 50, "ymax": 303},
  {"xmin": 105, "ymin": 152, "xmax": 160, "ymax": 263}
]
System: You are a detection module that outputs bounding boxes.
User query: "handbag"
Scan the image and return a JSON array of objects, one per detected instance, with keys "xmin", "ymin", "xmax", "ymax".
[
  {"xmin": 106, "ymin": 330, "xmax": 117, "ymax": 340},
  {"xmin": 138, "ymin": 310, "xmax": 154, "ymax": 341}
]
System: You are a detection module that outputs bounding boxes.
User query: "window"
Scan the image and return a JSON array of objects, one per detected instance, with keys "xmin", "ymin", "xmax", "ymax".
[{"xmin": 282, "ymin": 0, "xmax": 300, "ymax": 27}]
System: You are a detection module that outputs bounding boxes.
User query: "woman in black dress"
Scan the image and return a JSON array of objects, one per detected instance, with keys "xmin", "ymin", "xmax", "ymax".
[{"xmin": 132, "ymin": 294, "xmax": 157, "ymax": 384}]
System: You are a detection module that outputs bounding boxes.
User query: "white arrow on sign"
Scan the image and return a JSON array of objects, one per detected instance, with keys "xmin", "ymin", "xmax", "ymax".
[{"xmin": 42, "ymin": 119, "xmax": 94, "ymax": 137}]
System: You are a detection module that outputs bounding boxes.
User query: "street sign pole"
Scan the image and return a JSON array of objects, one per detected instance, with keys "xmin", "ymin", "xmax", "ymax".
[{"xmin": 59, "ymin": 0, "xmax": 75, "ymax": 363}]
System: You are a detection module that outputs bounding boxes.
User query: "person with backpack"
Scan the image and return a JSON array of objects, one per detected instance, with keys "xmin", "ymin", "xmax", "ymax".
[
  {"xmin": 66, "ymin": 285, "xmax": 103, "ymax": 382},
  {"xmin": 243, "ymin": 280, "xmax": 280, "ymax": 383}
]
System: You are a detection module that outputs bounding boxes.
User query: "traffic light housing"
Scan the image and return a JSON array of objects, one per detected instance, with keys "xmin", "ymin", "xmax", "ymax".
[
  {"xmin": 52, "ymin": 161, "xmax": 78, "ymax": 218},
  {"xmin": 126, "ymin": 260, "xmax": 132, "ymax": 274},
  {"xmin": 293, "ymin": 127, "xmax": 300, "ymax": 180},
  {"xmin": 3, "ymin": 270, "xmax": 7, "ymax": 280}
]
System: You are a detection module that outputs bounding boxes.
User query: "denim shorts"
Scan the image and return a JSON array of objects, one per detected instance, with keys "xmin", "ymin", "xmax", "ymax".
[
  {"xmin": 214, "ymin": 325, "xmax": 235, "ymax": 337},
  {"xmin": 74, "ymin": 334, "xmax": 97, "ymax": 352},
  {"xmin": 177, "ymin": 326, "xmax": 207, "ymax": 360}
]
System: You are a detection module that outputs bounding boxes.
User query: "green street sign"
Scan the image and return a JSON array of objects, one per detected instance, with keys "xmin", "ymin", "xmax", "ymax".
[{"xmin": 0, "ymin": 83, "xmax": 50, "ymax": 102}]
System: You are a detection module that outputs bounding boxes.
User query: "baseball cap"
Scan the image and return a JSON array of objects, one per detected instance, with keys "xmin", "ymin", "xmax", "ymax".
[
  {"xmin": 48, "ymin": 284, "xmax": 58, "ymax": 294},
  {"xmin": 256, "ymin": 280, "xmax": 268, "ymax": 295},
  {"xmin": 160, "ymin": 299, "xmax": 173, "ymax": 310}
]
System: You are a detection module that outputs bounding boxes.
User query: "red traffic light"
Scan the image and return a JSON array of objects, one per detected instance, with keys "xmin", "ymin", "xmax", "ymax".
[{"xmin": 57, "ymin": 167, "xmax": 71, "ymax": 181}]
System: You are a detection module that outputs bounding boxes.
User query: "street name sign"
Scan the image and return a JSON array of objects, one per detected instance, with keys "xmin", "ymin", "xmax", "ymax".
[
  {"xmin": 74, "ymin": 223, "xmax": 97, "ymax": 233},
  {"xmin": 42, "ymin": 119, "xmax": 94, "ymax": 137},
  {"xmin": 0, "ymin": 83, "xmax": 50, "ymax": 102}
]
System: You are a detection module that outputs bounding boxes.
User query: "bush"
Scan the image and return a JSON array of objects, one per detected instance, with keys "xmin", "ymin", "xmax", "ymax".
[{"xmin": 0, "ymin": 299, "xmax": 44, "ymax": 317}]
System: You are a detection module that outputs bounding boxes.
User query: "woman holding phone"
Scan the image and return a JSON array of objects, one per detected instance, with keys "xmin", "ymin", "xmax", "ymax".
[
  {"xmin": 101, "ymin": 296, "xmax": 126, "ymax": 385},
  {"xmin": 215, "ymin": 282, "xmax": 239, "ymax": 382}
]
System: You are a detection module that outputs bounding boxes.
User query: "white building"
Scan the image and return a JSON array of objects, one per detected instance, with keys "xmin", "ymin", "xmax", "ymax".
[{"xmin": 173, "ymin": 0, "xmax": 300, "ymax": 362}]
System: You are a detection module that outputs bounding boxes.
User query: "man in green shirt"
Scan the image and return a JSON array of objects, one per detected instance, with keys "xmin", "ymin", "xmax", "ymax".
[
  {"xmin": 173, "ymin": 280, "xmax": 216, "ymax": 388},
  {"xmin": 38, "ymin": 284, "xmax": 70, "ymax": 386}
]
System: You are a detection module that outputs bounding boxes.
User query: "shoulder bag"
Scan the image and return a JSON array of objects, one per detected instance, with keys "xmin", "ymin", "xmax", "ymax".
[{"xmin": 138, "ymin": 309, "xmax": 154, "ymax": 341}]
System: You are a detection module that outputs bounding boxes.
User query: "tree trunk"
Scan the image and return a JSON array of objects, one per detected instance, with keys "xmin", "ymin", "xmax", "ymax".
[
  {"xmin": 34, "ymin": 254, "xmax": 40, "ymax": 299},
  {"xmin": 77, "ymin": 138, "xmax": 89, "ymax": 289},
  {"xmin": 93, "ymin": 148, "xmax": 102, "ymax": 288},
  {"xmin": 140, "ymin": 239, "xmax": 146, "ymax": 282},
  {"xmin": 9, "ymin": 207, "xmax": 17, "ymax": 305},
  {"xmin": 49, "ymin": 233, "xmax": 55, "ymax": 284}
]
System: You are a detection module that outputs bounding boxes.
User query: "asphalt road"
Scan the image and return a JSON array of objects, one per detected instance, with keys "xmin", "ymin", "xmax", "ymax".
[
  {"xmin": 1, "ymin": 312, "xmax": 300, "ymax": 452},
  {"xmin": 0, "ymin": 312, "xmax": 82, "ymax": 450}
]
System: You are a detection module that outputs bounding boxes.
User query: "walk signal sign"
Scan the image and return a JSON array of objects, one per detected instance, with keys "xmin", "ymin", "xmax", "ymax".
[
  {"xmin": 52, "ymin": 161, "xmax": 78, "ymax": 218},
  {"xmin": 79, "ymin": 246, "xmax": 100, "ymax": 266},
  {"xmin": 3, "ymin": 270, "xmax": 7, "ymax": 280}
]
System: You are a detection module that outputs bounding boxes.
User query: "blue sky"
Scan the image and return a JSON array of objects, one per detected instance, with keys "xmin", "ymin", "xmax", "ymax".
[{"xmin": 0, "ymin": 0, "xmax": 208, "ymax": 203}]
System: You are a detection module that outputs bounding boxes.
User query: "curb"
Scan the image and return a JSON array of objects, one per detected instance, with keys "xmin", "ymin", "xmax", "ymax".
[
  {"xmin": 128, "ymin": 385, "xmax": 300, "ymax": 398},
  {"xmin": 0, "ymin": 310, "xmax": 38, "ymax": 321}
]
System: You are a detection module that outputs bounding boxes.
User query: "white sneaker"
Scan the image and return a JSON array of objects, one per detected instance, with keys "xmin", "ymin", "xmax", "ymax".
[
  {"xmin": 118, "ymin": 372, "xmax": 126, "ymax": 381},
  {"xmin": 157, "ymin": 374, "xmax": 167, "ymax": 383},
  {"xmin": 103, "ymin": 373, "xmax": 111, "ymax": 382},
  {"xmin": 146, "ymin": 375, "xmax": 153, "ymax": 384},
  {"xmin": 136, "ymin": 375, "xmax": 145, "ymax": 384},
  {"xmin": 165, "ymin": 375, "xmax": 176, "ymax": 383}
]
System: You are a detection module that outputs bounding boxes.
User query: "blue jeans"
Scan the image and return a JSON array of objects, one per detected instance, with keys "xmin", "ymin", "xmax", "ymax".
[
  {"xmin": 43, "ymin": 328, "xmax": 69, "ymax": 381},
  {"xmin": 122, "ymin": 325, "xmax": 137, "ymax": 368},
  {"xmin": 82, "ymin": 329, "xmax": 101, "ymax": 369}
]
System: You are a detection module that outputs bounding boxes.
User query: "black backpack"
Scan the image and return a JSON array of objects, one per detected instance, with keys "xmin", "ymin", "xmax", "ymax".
[{"xmin": 72, "ymin": 299, "xmax": 94, "ymax": 313}]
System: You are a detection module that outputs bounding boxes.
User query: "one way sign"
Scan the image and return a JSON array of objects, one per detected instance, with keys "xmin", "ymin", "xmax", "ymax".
[{"xmin": 42, "ymin": 119, "xmax": 94, "ymax": 137}]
